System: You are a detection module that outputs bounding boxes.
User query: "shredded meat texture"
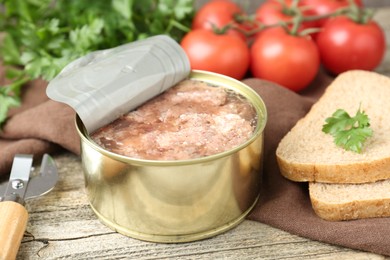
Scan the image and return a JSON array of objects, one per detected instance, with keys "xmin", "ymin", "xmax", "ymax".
[{"xmin": 91, "ymin": 79, "xmax": 257, "ymax": 160}]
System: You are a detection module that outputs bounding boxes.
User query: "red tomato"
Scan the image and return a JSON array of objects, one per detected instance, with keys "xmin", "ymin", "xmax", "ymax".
[
  {"xmin": 316, "ymin": 16, "xmax": 386, "ymax": 75},
  {"xmin": 181, "ymin": 29, "xmax": 250, "ymax": 80},
  {"xmin": 301, "ymin": 0, "xmax": 364, "ymax": 27},
  {"xmin": 250, "ymin": 27, "xmax": 320, "ymax": 92},
  {"xmin": 255, "ymin": 0, "xmax": 318, "ymax": 30},
  {"xmin": 192, "ymin": 0, "xmax": 246, "ymax": 40}
]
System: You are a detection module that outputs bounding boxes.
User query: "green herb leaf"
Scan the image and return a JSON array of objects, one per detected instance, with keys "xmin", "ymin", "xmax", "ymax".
[
  {"xmin": 1, "ymin": 34, "xmax": 22, "ymax": 65},
  {"xmin": 0, "ymin": 94, "xmax": 20, "ymax": 127},
  {"xmin": 322, "ymin": 106, "xmax": 373, "ymax": 153},
  {"xmin": 0, "ymin": 75, "xmax": 27, "ymax": 128}
]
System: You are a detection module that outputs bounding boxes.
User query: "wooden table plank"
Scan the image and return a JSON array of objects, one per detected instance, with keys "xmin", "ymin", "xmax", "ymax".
[{"xmin": 18, "ymin": 153, "xmax": 387, "ymax": 259}]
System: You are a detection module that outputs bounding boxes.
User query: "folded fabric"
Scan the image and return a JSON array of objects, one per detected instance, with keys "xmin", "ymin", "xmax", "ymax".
[
  {"xmin": 0, "ymin": 65, "xmax": 80, "ymax": 177},
  {"xmin": 1, "ymin": 65, "xmax": 389, "ymax": 256}
]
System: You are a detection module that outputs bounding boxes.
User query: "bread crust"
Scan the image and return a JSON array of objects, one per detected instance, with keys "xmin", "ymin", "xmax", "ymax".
[
  {"xmin": 277, "ymin": 155, "xmax": 390, "ymax": 184},
  {"xmin": 309, "ymin": 189, "xmax": 390, "ymax": 221}
]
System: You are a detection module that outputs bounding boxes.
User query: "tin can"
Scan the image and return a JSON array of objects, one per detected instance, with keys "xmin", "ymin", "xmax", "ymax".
[{"xmin": 76, "ymin": 70, "xmax": 267, "ymax": 243}]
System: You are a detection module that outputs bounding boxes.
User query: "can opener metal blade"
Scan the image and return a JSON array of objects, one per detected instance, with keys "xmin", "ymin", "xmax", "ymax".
[{"xmin": 0, "ymin": 154, "xmax": 58, "ymax": 260}]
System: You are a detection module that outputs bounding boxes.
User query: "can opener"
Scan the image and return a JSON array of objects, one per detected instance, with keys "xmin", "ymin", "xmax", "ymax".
[{"xmin": 0, "ymin": 154, "xmax": 58, "ymax": 260}]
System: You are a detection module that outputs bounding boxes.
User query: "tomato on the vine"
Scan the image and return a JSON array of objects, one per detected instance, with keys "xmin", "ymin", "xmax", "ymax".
[
  {"xmin": 301, "ymin": 0, "xmax": 363, "ymax": 27},
  {"xmin": 255, "ymin": 0, "xmax": 318, "ymax": 31},
  {"xmin": 250, "ymin": 27, "xmax": 320, "ymax": 92},
  {"xmin": 316, "ymin": 16, "xmax": 385, "ymax": 75},
  {"xmin": 192, "ymin": 0, "xmax": 246, "ymax": 40},
  {"xmin": 180, "ymin": 29, "xmax": 250, "ymax": 80}
]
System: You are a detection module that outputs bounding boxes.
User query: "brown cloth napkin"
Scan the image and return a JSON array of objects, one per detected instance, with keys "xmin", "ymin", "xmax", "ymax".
[
  {"xmin": 0, "ymin": 65, "xmax": 80, "ymax": 178},
  {"xmin": 1, "ymin": 65, "xmax": 389, "ymax": 256}
]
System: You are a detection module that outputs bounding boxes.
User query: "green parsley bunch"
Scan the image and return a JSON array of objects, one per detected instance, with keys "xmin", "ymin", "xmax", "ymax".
[{"xmin": 0, "ymin": 0, "xmax": 194, "ymax": 126}]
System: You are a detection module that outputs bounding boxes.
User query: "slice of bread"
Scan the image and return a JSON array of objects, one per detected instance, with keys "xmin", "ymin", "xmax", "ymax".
[
  {"xmin": 309, "ymin": 180, "xmax": 390, "ymax": 221},
  {"xmin": 276, "ymin": 70, "xmax": 390, "ymax": 184}
]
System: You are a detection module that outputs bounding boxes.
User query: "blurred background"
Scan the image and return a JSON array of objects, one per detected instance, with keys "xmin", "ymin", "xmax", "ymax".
[{"xmin": 194, "ymin": 0, "xmax": 390, "ymax": 10}]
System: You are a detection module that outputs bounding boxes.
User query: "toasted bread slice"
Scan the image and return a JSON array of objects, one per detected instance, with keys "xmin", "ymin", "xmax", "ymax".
[
  {"xmin": 276, "ymin": 70, "xmax": 390, "ymax": 183},
  {"xmin": 309, "ymin": 180, "xmax": 390, "ymax": 221}
]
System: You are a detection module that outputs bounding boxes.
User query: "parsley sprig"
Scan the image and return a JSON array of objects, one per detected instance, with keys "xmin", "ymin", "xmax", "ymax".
[
  {"xmin": 322, "ymin": 106, "xmax": 373, "ymax": 153},
  {"xmin": 0, "ymin": 0, "xmax": 194, "ymax": 127}
]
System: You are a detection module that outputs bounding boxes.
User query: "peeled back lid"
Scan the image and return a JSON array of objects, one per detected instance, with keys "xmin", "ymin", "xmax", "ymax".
[{"xmin": 46, "ymin": 35, "xmax": 190, "ymax": 133}]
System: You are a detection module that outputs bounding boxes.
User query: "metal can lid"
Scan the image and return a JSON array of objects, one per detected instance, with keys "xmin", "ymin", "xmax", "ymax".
[{"xmin": 46, "ymin": 35, "xmax": 190, "ymax": 133}]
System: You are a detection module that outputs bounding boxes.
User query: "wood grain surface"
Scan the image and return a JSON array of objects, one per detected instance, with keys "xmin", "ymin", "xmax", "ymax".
[
  {"xmin": 16, "ymin": 153, "xmax": 388, "ymax": 260},
  {"xmin": 15, "ymin": 6, "xmax": 390, "ymax": 260}
]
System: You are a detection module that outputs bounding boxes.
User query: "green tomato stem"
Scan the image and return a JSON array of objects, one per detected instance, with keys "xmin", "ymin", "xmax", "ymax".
[{"xmin": 167, "ymin": 20, "xmax": 191, "ymax": 34}]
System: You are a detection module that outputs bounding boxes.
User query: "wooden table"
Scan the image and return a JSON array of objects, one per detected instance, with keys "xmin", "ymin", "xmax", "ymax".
[{"xmin": 17, "ymin": 7, "xmax": 390, "ymax": 260}]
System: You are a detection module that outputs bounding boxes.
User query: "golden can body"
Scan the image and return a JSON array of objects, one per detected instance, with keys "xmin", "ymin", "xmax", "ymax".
[{"xmin": 76, "ymin": 70, "xmax": 267, "ymax": 242}]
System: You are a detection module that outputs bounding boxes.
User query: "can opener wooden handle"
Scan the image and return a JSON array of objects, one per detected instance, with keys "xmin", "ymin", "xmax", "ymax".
[{"xmin": 0, "ymin": 154, "xmax": 58, "ymax": 260}]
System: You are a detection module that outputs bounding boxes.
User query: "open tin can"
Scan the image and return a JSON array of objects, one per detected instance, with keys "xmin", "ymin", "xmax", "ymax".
[{"xmin": 76, "ymin": 70, "xmax": 267, "ymax": 243}]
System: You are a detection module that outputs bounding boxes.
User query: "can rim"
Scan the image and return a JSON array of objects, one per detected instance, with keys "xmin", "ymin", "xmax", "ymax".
[{"xmin": 75, "ymin": 70, "xmax": 267, "ymax": 166}]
